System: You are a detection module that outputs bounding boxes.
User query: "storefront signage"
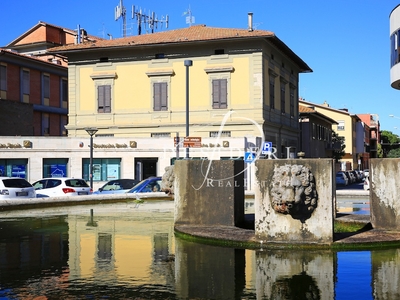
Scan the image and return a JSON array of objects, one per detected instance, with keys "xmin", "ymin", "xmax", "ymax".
[{"xmin": 93, "ymin": 143, "xmax": 128, "ymax": 148}]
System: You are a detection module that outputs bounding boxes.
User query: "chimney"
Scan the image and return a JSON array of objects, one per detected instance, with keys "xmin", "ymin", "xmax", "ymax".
[{"xmin": 248, "ymin": 12, "xmax": 253, "ymax": 32}]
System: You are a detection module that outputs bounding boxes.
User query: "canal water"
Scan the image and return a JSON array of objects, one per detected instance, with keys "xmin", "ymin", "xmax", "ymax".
[{"xmin": 1, "ymin": 199, "xmax": 399, "ymax": 299}]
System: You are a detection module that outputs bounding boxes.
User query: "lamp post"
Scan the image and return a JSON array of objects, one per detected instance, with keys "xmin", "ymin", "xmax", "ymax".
[
  {"xmin": 184, "ymin": 59, "xmax": 193, "ymax": 159},
  {"xmin": 85, "ymin": 127, "xmax": 98, "ymax": 189}
]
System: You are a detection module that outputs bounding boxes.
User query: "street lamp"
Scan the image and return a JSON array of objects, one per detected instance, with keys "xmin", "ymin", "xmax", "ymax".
[
  {"xmin": 85, "ymin": 127, "xmax": 98, "ymax": 189},
  {"xmin": 184, "ymin": 59, "xmax": 193, "ymax": 159}
]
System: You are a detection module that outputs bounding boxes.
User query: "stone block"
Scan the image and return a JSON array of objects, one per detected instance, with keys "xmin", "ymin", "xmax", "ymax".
[
  {"xmin": 174, "ymin": 159, "xmax": 244, "ymax": 226},
  {"xmin": 370, "ymin": 158, "xmax": 400, "ymax": 230},
  {"xmin": 254, "ymin": 159, "xmax": 335, "ymax": 244}
]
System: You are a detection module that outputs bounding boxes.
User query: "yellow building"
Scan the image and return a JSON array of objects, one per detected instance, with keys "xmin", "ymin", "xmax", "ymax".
[
  {"xmin": 299, "ymin": 99, "xmax": 363, "ymax": 170},
  {"xmin": 51, "ymin": 20, "xmax": 312, "ymax": 158}
]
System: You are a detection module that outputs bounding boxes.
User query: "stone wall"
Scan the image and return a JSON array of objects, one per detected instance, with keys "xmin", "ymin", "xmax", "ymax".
[
  {"xmin": 174, "ymin": 159, "xmax": 245, "ymax": 226},
  {"xmin": 370, "ymin": 158, "xmax": 400, "ymax": 230},
  {"xmin": 254, "ymin": 159, "xmax": 335, "ymax": 244}
]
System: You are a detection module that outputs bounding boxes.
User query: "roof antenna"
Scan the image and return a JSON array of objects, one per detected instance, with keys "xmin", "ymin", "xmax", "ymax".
[
  {"xmin": 115, "ymin": 0, "xmax": 127, "ymax": 37},
  {"xmin": 132, "ymin": 5, "xmax": 169, "ymax": 35},
  {"xmin": 183, "ymin": 5, "xmax": 195, "ymax": 27}
]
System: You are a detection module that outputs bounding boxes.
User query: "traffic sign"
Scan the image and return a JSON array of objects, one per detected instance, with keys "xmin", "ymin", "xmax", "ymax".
[
  {"xmin": 244, "ymin": 152, "xmax": 256, "ymax": 163},
  {"xmin": 261, "ymin": 142, "xmax": 273, "ymax": 154}
]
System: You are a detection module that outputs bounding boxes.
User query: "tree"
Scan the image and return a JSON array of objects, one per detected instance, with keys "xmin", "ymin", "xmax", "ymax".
[
  {"xmin": 332, "ymin": 130, "xmax": 345, "ymax": 162},
  {"xmin": 381, "ymin": 130, "xmax": 400, "ymax": 144},
  {"xmin": 380, "ymin": 130, "xmax": 400, "ymax": 157},
  {"xmin": 387, "ymin": 148, "xmax": 400, "ymax": 158}
]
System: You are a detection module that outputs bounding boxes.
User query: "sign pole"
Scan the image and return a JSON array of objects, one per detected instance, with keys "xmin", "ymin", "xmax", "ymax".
[{"xmin": 184, "ymin": 60, "xmax": 193, "ymax": 159}]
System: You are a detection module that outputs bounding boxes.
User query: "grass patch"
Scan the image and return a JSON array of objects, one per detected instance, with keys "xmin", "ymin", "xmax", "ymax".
[{"xmin": 334, "ymin": 221, "xmax": 367, "ymax": 233}]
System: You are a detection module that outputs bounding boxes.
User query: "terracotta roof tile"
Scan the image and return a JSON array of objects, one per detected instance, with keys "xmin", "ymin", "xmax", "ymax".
[{"xmin": 50, "ymin": 24, "xmax": 275, "ymax": 51}]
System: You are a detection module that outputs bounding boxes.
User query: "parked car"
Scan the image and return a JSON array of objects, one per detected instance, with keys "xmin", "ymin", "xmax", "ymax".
[
  {"xmin": 126, "ymin": 177, "xmax": 163, "ymax": 193},
  {"xmin": 336, "ymin": 172, "xmax": 348, "ymax": 186},
  {"xmin": 32, "ymin": 178, "xmax": 92, "ymax": 197},
  {"xmin": 93, "ymin": 179, "xmax": 140, "ymax": 195},
  {"xmin": 350, "ymin": 170, "xmax": 362, "ymax": 182},
  {"xmin": 343, "ymin": 171, "xmax": 355, "ymax": 184},
  {"xmin": 364, "ymin": 169, "xmax": 369, "ymax": 178},
  {"xmin": 364, "ymin": 175, "xmax": 370, "ymax": 190},
  {"xmin": 0, "ymin": 177, "xmax": 36, "ymax": 199}
]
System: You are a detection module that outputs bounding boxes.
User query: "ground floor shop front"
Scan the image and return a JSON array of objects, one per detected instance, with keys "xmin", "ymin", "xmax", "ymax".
[{"xmin": 0, "ymin": 135, "xmax": 264, "ymax": 191}]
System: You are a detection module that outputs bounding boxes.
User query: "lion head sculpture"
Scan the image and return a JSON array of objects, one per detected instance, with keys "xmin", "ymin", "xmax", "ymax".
[{"xmin": 270, "ymin": 164, "xmax": 318, "ymax": 222}]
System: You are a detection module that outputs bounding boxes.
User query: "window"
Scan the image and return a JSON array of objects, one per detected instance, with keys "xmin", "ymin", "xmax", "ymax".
[
  {"xmin": 43, "ymin": 74, "xmax": 50, "ymax": 104},
  {"xmin": 43, "ymin": 158, "xmax": 68, "ymax": 178},
  {"xmin": 210, "ymin": 131, "xmax": 231, "ymax": 137},
  {"xmin": 280, "ymin": 79, "xmax": 286, "ymax": 113},
  {"xmin": 0, "ymin": 159, "xmax": 28, "ymax": 179},
  {"xmin": 269, "ymin": 76, "xmax": 275, "ymax": 109},
  {"xmin": 0, "ymin": 65, "xmax": 6, "ymax": 91},
  {"xmin": 42, "ymin": 113, "xmax": 50, "ymax": 135},
  {"xmin": 22, "ymin": 69, "xmax": 30, "ymax": 102},
  {"xmin": 82, "ymin": 158, "xmax": 121, "ymax": 182},
  {"xmin": 61, "ymin": 78, "xmax": 68, "ymax": 108},
  {"xmin": 151, "ymin": 132, "xmax": 171, "ymax": 137},
  {"xmin": 337, "ymin": 120, "xmax": 345, "ymax": 131},
  {"xmin": 153, "ymin": 82, "xmax": 168, "ymax": 111},
  {"xmin": 98, "ymin": 85, "xmax": 111, "ymax": 113},
  {"xmin": 61, "ymin": 116, "xmax": 68, "ymax": 136},
  {"xmin": 212, "ymin": 79, "xmax": 227, "ymax": 109},
  {"xmin": 290, "ymin": 86, "xmax": 295, "ymax": 117}
]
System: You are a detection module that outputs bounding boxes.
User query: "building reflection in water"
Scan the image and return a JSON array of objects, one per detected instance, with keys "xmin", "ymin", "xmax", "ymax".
[{"xmin": 0, "ymin": 202, "xmax": 400, "ymax": 299}]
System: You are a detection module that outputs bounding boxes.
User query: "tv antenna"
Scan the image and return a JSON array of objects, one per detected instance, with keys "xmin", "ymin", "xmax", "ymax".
[
  {"xmin": 183, "ymin": 5, "xmax": 195, "ymax": 27},
  {"xmin": 115, "ymin": 0, "xmax": 127, "ymax": 37},
  {"xmin": 132, "ymin": 5, "xmax": 169, "ymax": 35}
]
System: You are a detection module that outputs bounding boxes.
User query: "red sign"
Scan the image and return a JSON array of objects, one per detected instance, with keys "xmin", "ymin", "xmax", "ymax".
[
  {"xmin": 174, "ymin": 137, "xmax": 202, "ymax": 147},
  {"xmin": 183, "ymin": 137, "xmax": 202, "ymax": 148}
]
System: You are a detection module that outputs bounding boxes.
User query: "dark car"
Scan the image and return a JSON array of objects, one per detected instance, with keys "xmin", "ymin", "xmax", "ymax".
[
  {"xmin": 126, "ymin": 177, "xmax": 163, "ymax": 193},
  {"xmin": 93, "ymin": 179, "xmax": 140, "ymax": 195}
]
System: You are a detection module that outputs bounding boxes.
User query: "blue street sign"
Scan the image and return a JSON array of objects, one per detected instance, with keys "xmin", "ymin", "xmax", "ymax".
[
  {"xmin": 244, "ymin": 152, "xmax": 256, "ymax": 163},
  {"xmin": 262, "ymin": 142, "xmax": 273, "ymax": 154}
]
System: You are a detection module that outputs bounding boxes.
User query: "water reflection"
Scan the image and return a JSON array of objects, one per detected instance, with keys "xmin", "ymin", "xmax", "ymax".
[{"xmin": 0, "ymin": 201, "xmax": 399, "ymax": 299}]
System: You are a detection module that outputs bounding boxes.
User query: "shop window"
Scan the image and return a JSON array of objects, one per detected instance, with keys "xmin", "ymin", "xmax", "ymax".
[
  {"xmin": 43, "ymin": 158, "xmax": 68, "ymax": 178},
  {"xmin": 82, "ymin": 158, "xmax": 121, "ymax": 182},
  {"xmin": 0, "ymin": 159, "xmax": 28, "ymax": 179}
]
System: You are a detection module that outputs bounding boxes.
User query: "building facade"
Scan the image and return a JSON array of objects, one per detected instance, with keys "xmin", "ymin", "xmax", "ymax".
[
  {"xmin": 0, "ymin": 21, "xmax": 98, "ymax": 136},
  {"xmin": 299, "ymin": 99, "xmax": 364, "ymax": 170},
  {"xmin": 1, "ymin": 19, "xmax": 312, "ymax": 190},
  {"xmin": 51, "ymin": 21, "xmax": 312, "ymax": 158}
]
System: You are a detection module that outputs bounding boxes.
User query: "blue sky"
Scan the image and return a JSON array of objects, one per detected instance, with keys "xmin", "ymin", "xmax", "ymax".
[{"xmin": 1, "ymin": 0, "xmax": 400, "ymax": 134}]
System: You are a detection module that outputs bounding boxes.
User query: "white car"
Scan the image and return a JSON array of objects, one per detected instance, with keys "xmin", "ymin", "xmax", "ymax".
[
  {"xmin": 0, "ymin": 177, "xmax": 36, "ymax": 199},
  {"xmin": 32, "ymin": 178, "xmax": 92, "ymax": 197}
]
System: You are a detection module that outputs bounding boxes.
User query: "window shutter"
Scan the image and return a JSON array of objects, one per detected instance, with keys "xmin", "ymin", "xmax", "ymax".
[
  {"xmin": 98, "ymin": 85, "xmax": 105, "ymax": 113},
  {"xmin": 97, "ymin": 85, "xmax": 111, "ymax": 113},
  {"xmin": 153, "ymin": 83, "xmax": 161, "ymax": 111},
  {"xmin": 154, "ymin": 82, "xmax": 168, "ymax": 111},
  {"xmin": 160, "ymin": 82, "xmax": 168, "ymax": 111},
  {"xmin": 212, "ymin": 79, "xmax": 227, "ymax": 109},
  {"xmin": 219, "ymin": 79, "xmax": 227, "ymax": 108},
  {"xmin": 104, "ymin": 85, "xmax": 111, "ymax": 113},
  {"xmin": 212, "ymin": 80, "xmax": 220, "ymax": 108}
]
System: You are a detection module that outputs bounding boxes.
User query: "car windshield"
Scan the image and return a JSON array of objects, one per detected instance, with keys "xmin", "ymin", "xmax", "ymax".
[{"xmin": 2, "ymin": 178, "xmax": 32, "ymax": 188}]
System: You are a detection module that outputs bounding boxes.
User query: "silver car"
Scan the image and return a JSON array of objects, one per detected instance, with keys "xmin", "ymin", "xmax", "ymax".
[
  {"xmin": 32, "ymin": 177, "xmax": 91, "ymax": 197},
  {"xmin": 0, "ymin": 177, "xmax": 36, "ymax": 199}
]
